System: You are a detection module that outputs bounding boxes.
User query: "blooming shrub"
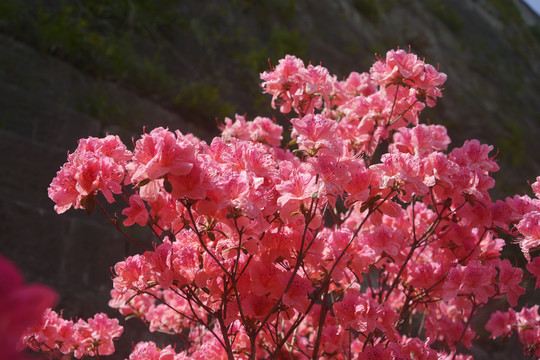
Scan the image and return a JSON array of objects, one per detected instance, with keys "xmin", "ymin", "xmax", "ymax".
[{"xmin": 18, "ymin": 48, "xmax": 540, "ymax": 359}]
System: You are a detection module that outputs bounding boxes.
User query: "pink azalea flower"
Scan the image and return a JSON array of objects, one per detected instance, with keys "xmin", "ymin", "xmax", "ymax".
[
  {"xmin": 515, "ymin": 211, "xmax": 540, "ymax": 260},
  {"xmin": 276, "ymin": 166, "xmax": 319, "ymax": 223},
  {"xmin": 220, "ymin": 114, "xmax": 283, "ymax": 147},
  {"xmin": 489, "ymin": 199, "xmax": 513, "ymax": 231},
  {"xmin": 247, "ymin": 258, "xmax": 287, "ymax": 298},
  {"xmin": 485, "ymin": 309, "xmax": 516, "ymax": 338},
  {"xmin": 291, "ymin": 113, "xmax": 338, "ymax": 154},
  {"xmin": 408, "ymin": 261, "xmax": 443, "ymax": 290},
  {"xmin": 334, "ymin": 290, "xmax": 381, "ymax": 334},
  {"xmin": 123, "ymin": 194, "xmax": 149, "ymax": 226},
  {"xmin": 129, "ymin": 341, "xmax": 189, "ymax": 360},
  {"xmin": 526, "ymin": 257, "xmax": 540, "ymax": 289},
  {"xmin": 129, "ymin": 127, "xmax": 195, "ymax": 184},
  {"xmin": 48, "ymin": 135, "xmax": 131, "ymax": 213},
  {"xmin": 333, "ymin": 290, "xmax": 367, "ymax": 332},
  {"xmin": 531, "ymin": 176, "xmax": 540, "ymax": 198},
  {"xmin": 372, "ymin": 152, "xmax": 430, "ymax": 200},
  {"xmin": 76, "ymin": 313, "xmax": 123, "ymax": 357},
  {"xmin": 390, "ymin": 124, "xmax": 451, "ymax": 157},
  {"xmin": 364, "ymin": 225, "xmax": 404, "ymax": 258},
  {"xmin": 398, "ymin": 336, "xmax": 438, "ymax": 360},
  {"xmin": 23, "ymin": 309, "xmax": 123, "ymax": 358},
  {"xmin": 505, "ymin": 195, "xmax": 540, "ymax": 222},
  {"xmin": 112, "ymin": 254, "xmax": 154, "ymax": 293},
  {"xmin": 23, "ymin": 308, "xmax": 77, "ymax": 355},
  {"xmin": 336, "ymin": 71, "xmax": 377, "ymax": 99},
  {"xmin": 496, "ymin": 259, "xmax": 525, "ymax": 306},
  {"xmin": 443, "ymin": 261, "xmax": 496, "ymax": 304},
  {"xmin": 370, "ymin": 49, "xmax": 424, "ymax": 86},
  {"xmin": 462, "ymin": 260, "xmax": 496, "ymax": 304},
  {"xmin": 282, "ymin": 273, "xmax": 314, "ymax": 313},
  {"xmin": 450, "ymin": 139, "xmax": 499, "ymax": 174},
  {"xmin": 358, "ymin": 343, "xmax": 392, "ymax": 360},
  {"xmin": 260, "ymin": 54, "xmax": 306, "ymax": 113},
  {"xmin": 241, "ymin": 293, "xmax": 276, "ymax": 320},
  {"xmin": 44, "ymin": 49, "xmax": 540, "ymax": 359}
]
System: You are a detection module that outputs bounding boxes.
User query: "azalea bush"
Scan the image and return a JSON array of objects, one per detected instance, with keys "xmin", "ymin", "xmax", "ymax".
[{"xmin": 16, "ymin": 49, "xmax": 540, "ymax": 359}]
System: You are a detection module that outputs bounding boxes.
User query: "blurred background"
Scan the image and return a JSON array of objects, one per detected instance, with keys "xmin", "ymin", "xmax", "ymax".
[{"xmin": 0, "ymin": 0, "xmax": 539, "ymax": 358}]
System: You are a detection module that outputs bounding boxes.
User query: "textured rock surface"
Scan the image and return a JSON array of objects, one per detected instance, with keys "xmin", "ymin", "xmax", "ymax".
[{"xmin": 0, "ymin": 0, "xmax": 538, "ymax": 358}]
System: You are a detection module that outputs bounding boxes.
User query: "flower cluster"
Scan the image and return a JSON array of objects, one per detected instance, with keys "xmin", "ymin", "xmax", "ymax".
[
  {"xmin": 260, "ymin": 55, "xmax": 333, "ymax": 115},
  {"xmin": 370, "ymin": 48, "xmax": 447, "ymax": 107},
  {"xmin": 22, "ymin": 308, "xmax": 123, "ymax": 358},
  {"xmin": 486, "ymin": 305, "xmax": 540, "ymax": 357},
  {"xmin": 128, "ymin": 342, "xmax": 185, "ymax": 360},
  {"xmin": 21, "ymin": 48, "xmax": 540, "ymax": 359},
  {"xmin": 48, "ymin": 135, "xmax": 132, "ymax": 214}
]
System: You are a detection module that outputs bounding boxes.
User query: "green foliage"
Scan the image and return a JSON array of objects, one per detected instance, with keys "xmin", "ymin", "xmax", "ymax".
[
  {"xmin": 488, "ymin": 0, "xmax": 523, "ymax": 25},
  {"xmin": 173, "ymin": 82, "xmax": 236, "ymax": 126},
  {"xmin": 35, "ymin": 3, "xmax": 172, "ymax": 93},
  {"xmin": 424, "ymin": 0, "xmax": 464, "ymax": 33},
  {"xmin": 228, "ymin": 0, "xmax": 306, "ymax": 73},
  {"xmin": 496, "ymin": 119, "xmax": 527, "ymax": 168},
  {"xmin": 75, "ymin": 85, "xmax": 129, "ymax": 127},
  {"xmin": 531, "ymin": 24, "xmax": 540, "ymax": 42},
  {"xmin": 233, "ymin": 0, "xmax": 297, "ymax": 22},
  {"xmin": 0, "ymin": 0, "xmax": 174, "ymax": 96},
  {"xmin": 268, "ymin": 26, "xmax": 307, "ymax": 63},
  {"xmin": 0, "ymin": 0, "xmax": 311, "ymax": 127},
  {"xmin": 352, "ymin": 0, "xmax": 381, "ymax": 22},
  {"xmin": 0, "ymin": 0, "xmax": 24, "ymax": 27}
]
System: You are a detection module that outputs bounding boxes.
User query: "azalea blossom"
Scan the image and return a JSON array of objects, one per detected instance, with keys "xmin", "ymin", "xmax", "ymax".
[{"xmin": 36, "ymin": 49, "xmax": 540, "ymax": 360}]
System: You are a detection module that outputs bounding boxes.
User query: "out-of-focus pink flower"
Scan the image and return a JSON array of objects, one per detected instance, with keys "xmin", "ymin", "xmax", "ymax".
[{"xmin": 0, "ymin": 255, "xmax": 57, "ymax": 360}]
